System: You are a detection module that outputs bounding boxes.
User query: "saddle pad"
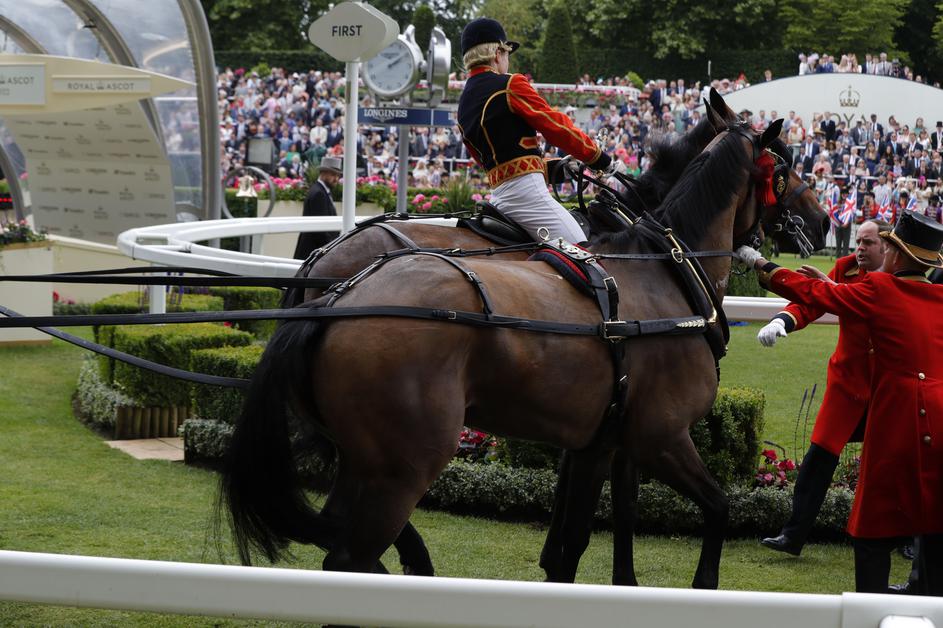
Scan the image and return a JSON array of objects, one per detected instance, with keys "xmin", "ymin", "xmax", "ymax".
[{"xmin": 528, "ymin": 249, "xmax": 595, "ymax": 296}]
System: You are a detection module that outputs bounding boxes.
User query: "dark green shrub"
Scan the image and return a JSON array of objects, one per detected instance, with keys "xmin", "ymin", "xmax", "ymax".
[
  {"xmin": 538, "ymin": 0, "xmax": 578, "ymax": 83},
  {"xmin": 53, "ymin": 302, "xmax": 93, "ymax": 316},
  {"xmin": 93, "ymin": 291, "xmax": 225, "ymax": 384},
  {"xmin": 206, "ymin": 287, "xmax": 282, "ymax": 339},
  {"xmin": 182, "ymin": 418, "xmax": 233, "ymax": 465},
  {"xmin": 190, "ymin": 345, "xmax": 265, "ymax": 424},
  {"xmin": 112, "ymin": 323, "xmax": 252, "ymax": 406},
  {"xmin": 412, "ymin": 3, "xmax": 435, "ymax": 50},
  {"xmin": 690, "ymin": 387, "xmax": 765, "ymax": 487}
]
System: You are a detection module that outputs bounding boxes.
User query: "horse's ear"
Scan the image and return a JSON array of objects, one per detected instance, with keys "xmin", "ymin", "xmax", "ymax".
[
  {"xmin": 704, "ymin": 98, "xmax": 725, "ymax": 131},
  {"xmin": 761, "ymin": 119, "xmax": 785, "ymax": 148},
  {"xmin": 709, "ymin": 88, "xmax": 737, "ymax": 123}
]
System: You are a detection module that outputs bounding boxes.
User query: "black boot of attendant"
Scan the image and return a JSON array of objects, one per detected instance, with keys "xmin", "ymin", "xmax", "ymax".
[{"xmin": 761, "ymin": 443, "xmax": 839, "ymax": 556}]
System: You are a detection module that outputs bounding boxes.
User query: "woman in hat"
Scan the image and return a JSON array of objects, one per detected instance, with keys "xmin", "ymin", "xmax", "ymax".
[
  {"xmin": 737, "ymin": 210, "xmax": 943, "ymax": 596},
  {"xmin": 456, "ymin": 17, "xmax": 615, "ymax": 243}
]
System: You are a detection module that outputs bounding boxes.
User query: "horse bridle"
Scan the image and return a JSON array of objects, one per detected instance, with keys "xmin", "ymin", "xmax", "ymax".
[{"xmin": 725, "ymin": 123, "xmax": 816, "ymax": 258}]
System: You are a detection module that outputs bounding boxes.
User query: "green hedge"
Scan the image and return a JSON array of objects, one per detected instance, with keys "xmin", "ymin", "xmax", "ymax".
[
  {"xmin": 190, "ymin": 345, "xmax": 265, "ymax": 424},
  {"xmin": 93, "ymin": 291, "xmax": 225, "ymax": 384},
  {"xmin": 178, "ymin": 417, "xmax": 853, "ymax": 539},
  {"xmin": 206, "ymin": 287, "xmax": 282, "ymax": 339},
  {"xmin": 726, "ymin": 238, "xmax": 774, "ymax": 298},
  {"xmin": 111, "ymin": 323, "xmax": 252, "ymax": 407}
]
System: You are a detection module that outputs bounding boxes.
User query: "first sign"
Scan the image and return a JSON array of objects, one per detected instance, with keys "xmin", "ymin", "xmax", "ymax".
[{"xmin": 308, "ymin": 2, "xmax": 399, "ymax": 63}]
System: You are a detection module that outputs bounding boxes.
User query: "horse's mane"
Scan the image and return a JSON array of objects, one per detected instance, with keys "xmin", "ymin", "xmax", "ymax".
[
  {"xmin": 596, "ymin": 129, "xmax": 754, "ymax": 249},
  {"xmin": 625, "ymin": 116, "xmax": 718, "ymax": 211}
]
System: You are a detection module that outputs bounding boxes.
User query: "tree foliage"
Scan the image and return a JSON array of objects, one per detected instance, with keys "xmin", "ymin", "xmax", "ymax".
[
  {"xmin": 779, "ymin": 0, "xmax": 908, "ymax": 59},
  {"xmin": 200, "ymin": 0, "xmax": 313, "ymax": 51},
  {"xmin": 478, "ymin": 0, "xmax": 544, "ymax": 76},
  {"xmin": 538, "ymin": 0, "xmax": 577, "ymax": 82}
]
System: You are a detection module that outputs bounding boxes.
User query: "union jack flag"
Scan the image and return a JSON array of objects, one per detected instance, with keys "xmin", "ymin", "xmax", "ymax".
[
  {"xmin": 905, "ymin": 194, "xmax": 918, "ymax": 211},
  {"xmin": 875, "ymin": 200, "xmax": 895, "ymax": 222},
  {"xmin": 830, "ymin": 187, "xmax": 855, "ymax": 226}
]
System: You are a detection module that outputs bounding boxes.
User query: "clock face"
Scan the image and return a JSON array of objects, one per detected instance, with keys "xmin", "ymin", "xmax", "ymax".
[{"xmin": 364, "ymin": 39, "xmax": 418, "ymax": 98}]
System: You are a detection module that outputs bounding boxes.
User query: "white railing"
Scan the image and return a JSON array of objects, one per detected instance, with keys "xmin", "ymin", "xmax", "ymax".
[
  {"xmin": 0, "ymin": 550, "xmax": 939, "ymax": 627},
  {"xmin": 116, "ymin": 217, "xmax": 829, "ymax": 322}
]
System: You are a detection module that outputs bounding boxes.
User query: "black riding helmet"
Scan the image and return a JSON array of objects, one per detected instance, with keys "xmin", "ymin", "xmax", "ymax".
[{"xmin": 460, "ymin": 17, "xmax": 520, "ymax": 56}]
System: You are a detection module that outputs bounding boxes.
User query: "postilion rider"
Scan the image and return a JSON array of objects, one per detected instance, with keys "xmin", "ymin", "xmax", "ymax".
[
  {"xmin": 758, "ymin": 220, "xmax": 888, "ymax": 557},
  {"xmin": 737, "ymin": 210, "xmax": 943, "ymax": 595},
  {"xmin": 457, "ymin": 17, "xmax": 617, "ymax": 244}
]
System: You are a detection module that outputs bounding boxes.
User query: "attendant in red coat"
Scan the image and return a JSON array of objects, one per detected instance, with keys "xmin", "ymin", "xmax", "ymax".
[
  {"xmin": 758, "ymin": 220, "xmax": 888, "ymax": 556},
  {"xmin": 738, "ymin": 210, "xmax": 943, "ymax": 595}
]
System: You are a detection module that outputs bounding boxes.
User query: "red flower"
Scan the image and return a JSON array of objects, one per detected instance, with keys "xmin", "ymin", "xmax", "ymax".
[
  {"xmin": 52, "ymin": 291, "xmax": 60, "ymax": 303},
  {"xmin": 761, "ymin": 449, "xmax": 778, "ymax": 462},
  {"xmin": 779, "ymin": 459, "xmax": 796, "ymax": 471}
]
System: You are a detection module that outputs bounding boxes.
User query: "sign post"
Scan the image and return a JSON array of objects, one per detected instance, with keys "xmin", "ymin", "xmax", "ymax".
[{"xmin": 308, "ymin": 2, "xmax": 398, "ymax": 233}]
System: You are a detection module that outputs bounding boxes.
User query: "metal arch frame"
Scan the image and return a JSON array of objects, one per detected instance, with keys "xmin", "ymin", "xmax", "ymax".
[
  {"xmin": 176, "ymin": 0, "xmax": 221, "ymax": 222},
  {"xmin": 0, "ymin": 18, "xmax": 46, "ymax": 220},
  {"xmin": 58, "ymin": 0, "xmax": 166, "ymax": 153},
  {"xmin": 0, "ymin": 16, "xmax": 44, "ymax": 54}
]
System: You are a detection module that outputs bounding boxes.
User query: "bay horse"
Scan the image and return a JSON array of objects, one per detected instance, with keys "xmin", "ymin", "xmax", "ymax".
[
  {"xmin": 219, "ymin": 118, "xmax": 826, "ymax": 588},
  {"xmin": 274, "ymin": 91, "xmax": 828, "ymax": 582}
]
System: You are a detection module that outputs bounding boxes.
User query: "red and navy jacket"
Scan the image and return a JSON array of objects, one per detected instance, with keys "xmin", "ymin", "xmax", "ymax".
[{"xmin": 457, "ymin": 67, "xmax": 609, "ymax": 187}]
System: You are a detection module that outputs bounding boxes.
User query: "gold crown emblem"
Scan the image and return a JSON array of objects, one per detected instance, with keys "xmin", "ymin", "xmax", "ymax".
[
  {"xmin": 839, "ymin": 85, "xmax": 860, "ymax": 108},
  {"xmin": 776, "ymin": 176, "xmax": 787, "ymax": 194}
]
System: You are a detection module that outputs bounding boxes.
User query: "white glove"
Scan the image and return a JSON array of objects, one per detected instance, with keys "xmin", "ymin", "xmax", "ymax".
[
  {"xmin": 559, "ymin": 155, "xmax": 584, "ymax": 176},
  {"xmin": 757, "ymin": 318, "xmax": 788, "ymax": 347},
  {"xmin": 735, "ymin": 245, "xmax": 763, "ymax": 267},
  {"xmin": 604, "ymin": 159, "xmax": 628, "ymax": 177}
]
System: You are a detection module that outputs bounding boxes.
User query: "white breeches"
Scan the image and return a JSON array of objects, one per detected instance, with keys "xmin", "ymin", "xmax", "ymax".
[{"xmin": 490, "ymin": 172, "xmax": 586, "ymax": 243}]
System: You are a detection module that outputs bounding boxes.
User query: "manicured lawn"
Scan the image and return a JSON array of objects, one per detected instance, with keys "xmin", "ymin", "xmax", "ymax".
[{"xmin": 0, "ymin": 324, "xmax": 908, "ymax": 625}]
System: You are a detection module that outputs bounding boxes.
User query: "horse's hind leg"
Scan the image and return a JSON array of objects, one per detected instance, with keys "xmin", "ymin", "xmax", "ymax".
[
  {"xmin": 610, "ymin": 450, "xmax": 640, "ymax": 586},
  {"xmin": 395, "ymin": 522, "xmax": 434, "ymax": 576},
  {"xmin": 640, "ymin": 434, "xmax": 728, "ymax": 589},
  {"xmin": 543, "ymin": 449, "xmax": 611, "ymax": 583}
]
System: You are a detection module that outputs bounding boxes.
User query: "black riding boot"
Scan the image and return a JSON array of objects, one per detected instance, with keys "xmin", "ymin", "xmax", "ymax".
[{"xmin": 762, "ymin": 443, "xmax": 838, "ymax": 555}]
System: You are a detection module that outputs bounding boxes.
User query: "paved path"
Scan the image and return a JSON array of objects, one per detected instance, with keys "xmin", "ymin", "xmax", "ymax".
[{"xmin": 106, "ymin": 437, "xmax": 184, "ymax": 461}]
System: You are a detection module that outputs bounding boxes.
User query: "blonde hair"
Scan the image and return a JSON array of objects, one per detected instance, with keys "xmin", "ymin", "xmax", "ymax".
[{"xmin": 463, "ymin": 42, "xmax": 502, "ymax": 71}]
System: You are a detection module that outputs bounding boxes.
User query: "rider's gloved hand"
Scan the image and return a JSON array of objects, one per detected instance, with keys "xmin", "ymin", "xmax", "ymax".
[
  {"xmin": 757, "ymin": 318, "xmax": 788, "ymax": 347},
  {"xmin": 588, "ymin": 151, "xmax": 612, "ymax": 173},
  {"xmin": 735, "ymin": 245, "xmax": 764, "ymax": 268}
]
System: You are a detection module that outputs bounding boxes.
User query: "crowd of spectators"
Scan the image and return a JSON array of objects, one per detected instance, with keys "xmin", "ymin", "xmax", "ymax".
[
  {"xmin": 796, "ymin": 51, "xmax": 941, "ymax": 88},
  {"xmin": 215, "ymin": 65, "xmax": 750, "ymax": 191},
  {"xmin": 215, "ymin": 65, "xmax": 943, "ymax": 226}
]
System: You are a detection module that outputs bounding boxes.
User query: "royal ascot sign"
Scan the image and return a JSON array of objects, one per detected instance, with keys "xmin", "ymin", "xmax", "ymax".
[
  {"xmin": 0, "ymin": 64, "xmax": 45, "ymax": 105},
  {"xmin": 307, "ymin": 1, "xmax": 399, "ymax": 62},
  {"xmin": 52, "ymin": 76, "xmax": 151, "ymax": 94},
  {"xmin": 0, "ymin": 55, "xmax": 193, "ymax": 244}
]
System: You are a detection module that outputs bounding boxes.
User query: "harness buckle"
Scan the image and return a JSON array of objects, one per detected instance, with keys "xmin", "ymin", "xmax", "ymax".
[
  {"xmin": 670, "ymin": 247, "xmax": 684, "ymax": 263},
  {"xmin": 602, "ymin": 320, "xmax": 628, "ymax": 341}
]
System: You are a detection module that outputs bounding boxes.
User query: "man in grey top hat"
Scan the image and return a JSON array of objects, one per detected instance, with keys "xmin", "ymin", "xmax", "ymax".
[{"xmin": 293, "ymin": 155, "xmax": 341, "ymax": 260}]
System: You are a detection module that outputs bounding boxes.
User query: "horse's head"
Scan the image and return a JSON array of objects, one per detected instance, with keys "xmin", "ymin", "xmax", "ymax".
[
  {"xmin": 702, "ymin": 89, "xmax": 828, "ymax": 256},
  {"xmin": 761, "ymin": 141, "xmax": 829, "ymax": 257}
]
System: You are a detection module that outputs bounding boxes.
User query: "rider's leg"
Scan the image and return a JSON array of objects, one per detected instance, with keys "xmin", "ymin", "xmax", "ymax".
[{"xmin": 489, "ymin": 172, "xmax": 586, "ymax": 242}]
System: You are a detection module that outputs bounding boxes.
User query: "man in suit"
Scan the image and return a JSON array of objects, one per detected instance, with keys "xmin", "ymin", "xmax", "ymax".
[
  {"xmin": 758, "ymin": 220, "xmax": 887, "ymax": 556},
  {"xmin": 292, "ymin": 156, "xmax": 341, "ymax": 260},
  {"xmin": 740, "ymin": 211, "xmax": 943, "ymax": 595},
  {"xmin": 798, "ymin": 133, "xmax": 821, "ymax": 171},
  {"xmin": 931, "ymin": 122, "xmax": 943, "ymax": 152},
  {"xmin": 820, "ymin": 113, "xmax": 837, "ymax": 142}
]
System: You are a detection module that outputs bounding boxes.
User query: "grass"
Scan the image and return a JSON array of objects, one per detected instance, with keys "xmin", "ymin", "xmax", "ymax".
[{"xmin": 0, "ymin": 322, "xmax": 909, "ymax": 625}]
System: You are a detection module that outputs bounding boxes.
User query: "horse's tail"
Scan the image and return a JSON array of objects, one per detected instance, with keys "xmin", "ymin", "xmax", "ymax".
[{"xmin": 217, "ymin": 315, "xmax": 337, "ymax": 565}]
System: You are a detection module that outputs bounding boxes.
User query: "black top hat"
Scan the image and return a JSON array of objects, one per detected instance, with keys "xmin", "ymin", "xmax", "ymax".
[
  {"xmin": 880, "ymin": 210, "xmax": 943, "ymax": 268},
  {"xmin": 461, "ymin": 18, "xmax": 520, "ymax": 56}
]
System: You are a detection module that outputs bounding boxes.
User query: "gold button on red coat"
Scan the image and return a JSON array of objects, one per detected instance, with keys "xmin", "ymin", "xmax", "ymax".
[
  {"xmin": 920, "ymin": 409, "xmax": 927, "ymax": 416},
  {"xmin": 924, "ymin": 435, "xmax": 932, "ymax": 445},
  {"xmin": 919, "ymin": 372, "xmax": 926, "ymax": 380}
]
